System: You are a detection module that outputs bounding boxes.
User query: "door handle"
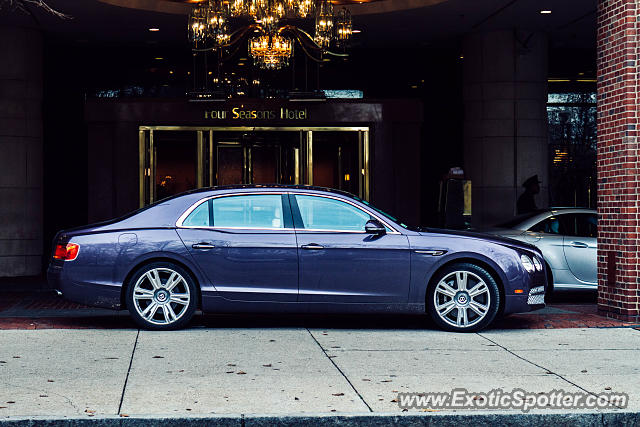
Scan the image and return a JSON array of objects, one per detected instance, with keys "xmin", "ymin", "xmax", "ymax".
[
  {"xmin": 301, "ymin": 244, "xmax": 324, "ymax": 250},
  {"xmin": 192, "ymin": 243, "xmax": 215, "ymax": 249},
  {"xmin": 570, "ymin": 242, "xmax": 588, "ymax": 248}
]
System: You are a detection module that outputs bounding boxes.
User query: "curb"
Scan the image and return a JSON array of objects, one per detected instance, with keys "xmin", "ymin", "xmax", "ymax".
[{"xmin": 1, "ymin": 411, "xmax": 639, "ymax": 426}]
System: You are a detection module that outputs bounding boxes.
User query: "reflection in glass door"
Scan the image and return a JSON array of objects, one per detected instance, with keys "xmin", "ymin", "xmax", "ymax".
[
  {"xmin": 311, "ymin": 131, "xmax": 359, "ymax": 196},
  {"xmin": 251, "ymin": 144, "xmax": 280, "ymax": 184},
  {"xmin": 217, "ymin": 142, "xmax": 244, "ymax": 185},
  {"xmin": 211, "ymin": 132, "xmax": 296, "ymax": 186},
  {"xmin": 154, "ymin": 131, "xmax": 199, "ymax": 200}
]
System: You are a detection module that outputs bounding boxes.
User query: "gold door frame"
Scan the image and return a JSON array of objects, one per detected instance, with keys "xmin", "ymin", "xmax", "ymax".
[{"xmin": 138, "ymin": 126, "xmax": 371, "ymax": 207}]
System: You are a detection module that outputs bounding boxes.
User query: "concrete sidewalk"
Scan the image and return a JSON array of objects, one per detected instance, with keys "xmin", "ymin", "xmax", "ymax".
[{"xmin": 1, "ymin": 325, "xmax": 639, "ymax": 423}]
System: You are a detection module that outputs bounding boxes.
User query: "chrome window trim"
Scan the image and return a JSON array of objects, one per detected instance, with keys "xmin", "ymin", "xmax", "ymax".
[
  {"xmin": 179, "ymin": 226, "xmax": 294, "ymax": 232},
  {"xmin": 289, "ymin": 192, "xmax": 401, "ymax": 235},
  {"xmin": 176, "ymin": 191, "xmax": 401, "ymax": 234}
]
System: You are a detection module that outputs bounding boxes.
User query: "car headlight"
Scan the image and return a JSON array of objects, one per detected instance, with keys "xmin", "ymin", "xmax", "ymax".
[
  {"xmin": 532, "ymin": 256, "xmax": 543, "ymax": 272},
  {"xmin": 520, "ymin": 254, "xmax": 535, "ymax": 273}
]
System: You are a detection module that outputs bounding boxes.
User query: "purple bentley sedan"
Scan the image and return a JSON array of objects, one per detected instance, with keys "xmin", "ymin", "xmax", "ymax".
[{"xmin": 47, "ymin": 185, "xmax": 546, "ymax": 332}]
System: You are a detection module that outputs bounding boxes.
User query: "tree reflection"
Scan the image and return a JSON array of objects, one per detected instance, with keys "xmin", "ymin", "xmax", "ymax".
[{"xmin": 547, "ymin": 92, "xmax": 597, "ymax": 208}]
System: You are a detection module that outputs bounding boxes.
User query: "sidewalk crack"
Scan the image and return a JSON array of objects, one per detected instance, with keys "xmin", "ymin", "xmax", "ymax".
[
  {"xmin": 117, "ymin": 329, "xmax": 140, "ymax": 415},
  {"xmin": 306, "ymin": 328, "xmax": 373, "ymax": 412},
  {"xmin": 0, "ymin": 380, "xmax": 80, "ymax": 414},
  {"xmin": 476, "ymin": 332, "xmax": 625, "ymax": 409}
]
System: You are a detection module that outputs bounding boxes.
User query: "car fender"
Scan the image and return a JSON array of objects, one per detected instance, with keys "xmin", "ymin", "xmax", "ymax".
[{"xmin": 410, "ymin": 249, "xmax": 521, "ymax": 305}]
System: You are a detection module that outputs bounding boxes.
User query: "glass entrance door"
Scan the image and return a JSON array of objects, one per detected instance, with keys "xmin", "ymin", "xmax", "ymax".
[
  {"xmin": 212, "ymin": 131, "xmax": 297, "ymax": 186},
  {"xmin": 154, "ymin": 131, "xmax": 199, "ymax": 200},
  {"xmin": 310, "ymin": 131, "xmax": 360, "ymax": 196},
  {"xmin": 216, "ymin": 142, "xmax": 244, "ymax": 185},
  {"xmin": 139, "ymin": 126, "xmax": 369, "ymax": 207}
]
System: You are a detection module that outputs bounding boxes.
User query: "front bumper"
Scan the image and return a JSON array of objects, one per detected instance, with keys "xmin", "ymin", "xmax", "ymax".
[
  {"xmin": 527, "ymin": 285, "xmax": 545, "ymax": 306},
  {"xmin": 503, "ymin": 263, "xmax": 547, "ymax": 314}
]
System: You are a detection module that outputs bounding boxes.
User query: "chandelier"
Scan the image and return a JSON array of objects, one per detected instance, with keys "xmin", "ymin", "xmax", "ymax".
[
  {"xmin": 248, "ymin": 34, "xmax": 293, "ymax": 70},
  {"xmin": 188, "ymin": 0, "xmax": 352, "ymax": 70}
]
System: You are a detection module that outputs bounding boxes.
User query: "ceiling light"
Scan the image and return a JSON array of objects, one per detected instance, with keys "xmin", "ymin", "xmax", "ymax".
[
  {"xmin": 148, "ymin": 28, "xmax": 160, "ymax": 32},
  {"xmin": 539, "ymin": 10, "xmax": 551, "ymax": 14},
  {"xmin": 154, "ymin": 57, "xmax": 164, "ymax": 60},
  {"xmin": 352, "ymin": 29, "xmax": 361, "ymax": 34}
]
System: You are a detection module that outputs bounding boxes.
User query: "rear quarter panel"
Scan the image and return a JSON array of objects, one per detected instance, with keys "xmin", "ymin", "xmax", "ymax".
[{"xmin": 62, "ymin": 229, "xmax": 211, "ymax": 309}]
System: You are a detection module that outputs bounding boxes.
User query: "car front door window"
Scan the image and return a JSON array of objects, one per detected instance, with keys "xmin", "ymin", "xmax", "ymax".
[
  {"xmin": 294, "ymin": 195, "xmax": 373, "ymax": 231},
  {"xmin": 575, "ymin": 214, "xmax": 598, "ymax": 238},
  {"xmin": 530, "ymin": 217, "xmax": 562, "ymax": 234},
  {"xmin": 291, "ymin": 193, "xmax": 410, "ymax": 303}
]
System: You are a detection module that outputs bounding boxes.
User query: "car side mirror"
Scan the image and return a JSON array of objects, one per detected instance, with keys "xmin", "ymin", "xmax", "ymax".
[{"xmin": 365, "ymin": 219, "xmax": 386, "ymax": 235}]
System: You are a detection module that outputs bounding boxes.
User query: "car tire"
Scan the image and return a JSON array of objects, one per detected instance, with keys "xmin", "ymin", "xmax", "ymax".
[
  {"xmin": 126, "ymin": 261, "xmax": 198, "ymax": 330},
  {"xmin": 427, "ymin": 262, "xmax": 500, "ymax": 332}
]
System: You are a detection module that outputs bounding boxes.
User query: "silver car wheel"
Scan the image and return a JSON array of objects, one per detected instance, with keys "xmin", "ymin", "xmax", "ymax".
[
  {"xmin": 132, "ymin": 267, "xmax": 191, "ymax": 326},
  {"xmin": 433, "ymin": 270, "xmax": 491, "ymax": 328}
]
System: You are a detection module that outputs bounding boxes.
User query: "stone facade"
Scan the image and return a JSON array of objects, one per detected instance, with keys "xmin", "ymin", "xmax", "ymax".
[
  {"xmin": 0, "ymin": 26, "xmax": 43, "ymax": 276},
  {"xmin": 463, "ymin": 30, "xmax": 549, "ymax": 227}
]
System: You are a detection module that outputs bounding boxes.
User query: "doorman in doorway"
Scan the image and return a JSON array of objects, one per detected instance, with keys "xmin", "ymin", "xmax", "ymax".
[{"xmin": 517, "ymin": 175, "xmax": 541, "ymax": 215}]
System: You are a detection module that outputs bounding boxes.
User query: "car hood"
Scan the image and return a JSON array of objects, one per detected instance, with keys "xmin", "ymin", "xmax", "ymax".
[{"xmin": 418, "ymin": 227, "xmax": 541, "ymax": 254}]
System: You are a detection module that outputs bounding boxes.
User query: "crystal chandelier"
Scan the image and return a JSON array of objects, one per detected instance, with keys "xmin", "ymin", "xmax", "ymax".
[
  {"xmin": 314, "ymin": 0, "xmax": 333, "ymax": 48},
  {"xmin": 188, "ymin": 0, "xmax": 353, "ymax": 70},
  {"xmin": 248, "ymin": 34, "xmax": 293, "ymax": 70}
]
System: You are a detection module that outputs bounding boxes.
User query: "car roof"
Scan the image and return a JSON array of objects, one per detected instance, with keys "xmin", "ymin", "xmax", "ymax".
[
  {"xmin": 167, "ymin": 184, "xmax": 360, "ymax": 199},
  {"xmin": 497, "ymin": 207, "xmax": 597, "ymax": 231}
]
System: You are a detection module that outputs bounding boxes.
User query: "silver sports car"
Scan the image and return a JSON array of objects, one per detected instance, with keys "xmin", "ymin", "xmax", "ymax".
[{"xmin": 485, "ymin": 208, "xmax": 597, "ymax": 291}]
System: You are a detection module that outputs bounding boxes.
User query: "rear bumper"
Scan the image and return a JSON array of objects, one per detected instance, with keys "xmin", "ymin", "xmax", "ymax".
[{"xmin": 47, "ymin": 265, "xmax": 122, "ymax": 310}]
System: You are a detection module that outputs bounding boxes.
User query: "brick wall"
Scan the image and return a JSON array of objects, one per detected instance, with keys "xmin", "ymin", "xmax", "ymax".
[{"xmin": 597, "ymin": 0, "xmax": 640, "ymax": 322}]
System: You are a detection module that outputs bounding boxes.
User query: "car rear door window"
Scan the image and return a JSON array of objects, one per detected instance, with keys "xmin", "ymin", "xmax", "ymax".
[
  {"xmin": 293, "ymin": 195, "xmax": 374, "ymax": 231},
  {"xmin": 212, "ymin": 194, "xmax": 285, "ymax": 229},
  {"xmin": 182, "ymin": 200, "xmax": 210, "ymax": 227}
]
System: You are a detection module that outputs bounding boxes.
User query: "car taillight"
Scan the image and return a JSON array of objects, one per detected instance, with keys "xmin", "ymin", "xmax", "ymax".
[{"xmin": 53, "ymin": 243, "xmax": 80, "ymax": 261}]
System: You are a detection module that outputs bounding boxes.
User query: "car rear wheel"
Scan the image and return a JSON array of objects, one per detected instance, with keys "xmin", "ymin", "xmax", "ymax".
[
  {"xmin": 427, "ymin": 263, "xmax": 500, "ymax": 332},
  {"xmin": 126, "ymin": 262, "xmax": 197, "ymax": 330}
]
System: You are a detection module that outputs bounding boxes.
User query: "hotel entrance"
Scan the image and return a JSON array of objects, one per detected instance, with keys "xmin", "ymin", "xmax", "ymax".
[{"xmin": 138, "ymin": 126, "xmax": 370, "ymax": 207}]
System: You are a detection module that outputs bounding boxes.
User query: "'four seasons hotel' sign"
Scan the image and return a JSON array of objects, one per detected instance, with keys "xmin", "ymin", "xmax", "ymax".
[{"xmin": 204, "ymin": 107, "xmax": 307, "ymax": 120}]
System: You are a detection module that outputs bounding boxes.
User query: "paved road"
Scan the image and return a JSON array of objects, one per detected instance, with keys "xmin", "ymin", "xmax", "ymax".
[{"xmin": 1, "ymin": 326, "xmax": 639, "ymax": 418}]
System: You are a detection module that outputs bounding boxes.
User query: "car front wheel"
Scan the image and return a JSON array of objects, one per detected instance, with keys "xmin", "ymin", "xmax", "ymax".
[
  {"xmin": 427, "ymin": 262, "xmax": 500, "ymax": 332},
  {"xmin": 126, "ymin": 262, "xmax": 198, "ymax": 330}
]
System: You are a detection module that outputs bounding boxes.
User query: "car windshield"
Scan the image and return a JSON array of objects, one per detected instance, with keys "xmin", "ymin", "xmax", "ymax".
[
  {"xmin": 351, "ymin": 196, "xmax": 418, "ymax": 231},
  {"xmin": 496, "ymin": 210, "xmax": 547, "ymax": 229}
]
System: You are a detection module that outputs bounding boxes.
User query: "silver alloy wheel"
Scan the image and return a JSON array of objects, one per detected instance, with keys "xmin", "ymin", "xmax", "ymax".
[
  {"xmin": 132, "ymin": 267, "xmax": 191, "ymax": 326},
  {"xmin": 433, "ymin": 270, "xmax": 491, "ymax": 328}
]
